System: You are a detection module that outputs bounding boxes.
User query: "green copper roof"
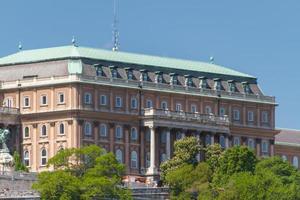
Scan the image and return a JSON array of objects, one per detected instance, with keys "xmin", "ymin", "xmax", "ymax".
[{"xmin": 0, "ymin": 45, "xmax": 255, "ymax": 79}]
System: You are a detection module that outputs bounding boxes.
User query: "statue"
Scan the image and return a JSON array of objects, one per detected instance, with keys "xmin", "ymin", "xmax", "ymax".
[
  {"xmin": 0, "ymin": 128, "xmax": 13, "ymax": 174},
  {"xmin": 0, "ymin": 128, "xmax": 10, "ymax": 151}
]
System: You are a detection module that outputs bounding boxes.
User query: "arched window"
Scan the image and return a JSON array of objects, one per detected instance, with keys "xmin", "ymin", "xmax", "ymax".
[
  {"xmin": 146, "ymin": 99, "xmax": 153, "ymax": 108},
  {"xmin": 205, "ymin": 106, "xmax": 212, "ymax": 114},
  {"xmin": 41, "ymin": 125, "xmax": 47, "ymax": 136},
  {"xmin": 99, "ymin": 124, "xmax": 107, "ymax": 137},
  {"xmin": 233, "ymin": 137, "xmax": 240, "ymax": 146},
  {"xmin": 247, "ymin": 138, "xmax": 255, "ymax": 149},
  {"xmin": 59, "ymin": 123, "xmax": 65, "ymax": 135},
  {"xmin": 131, "ymin": 151, "xmax": 138, "ymax": 169},
  {"xmin": 116, "ymin": 149, "xmax": 123, "ymax": 163},
  {"xmin": 161, "ymin": 101, "xmax": 168, "ymax": 110},
  {"xmin": 41, "ymin": 148, "xmax": 47, "ymax": 166},
  {"xmin": 84, "ymin": 92, "xmax": 92, "ymax": 104},
  {"xmin": 24, "ymin": 127, "xmax": 30, "ymax": 138},
  {"xmin": 205, "ymin": 135, "xmax": 211, "ymax": 145},
  {"xmin": 115, "ymin": 126, "xmax": 123, "ymax": 139},
  {"xmin": 84, "ymin": 122, "xmax": 92, "ymax": 136},
  {"xmin": 293, "ymin": 156, "xmax": 299, "ymax": 168},
  {"xmin": 23, "ymin": 150, "xmax": 29, "ymax": 167},
  {"xmin": 282, "ymin": 155, "xmax": 287, "ymax": 162},
  {"xmin": 220, "ymin": 135, "xmax": 225, "ymax": 148},
  {"xmin": 131, "ymin": 127, "xmax": 138, "ymax": 141}
]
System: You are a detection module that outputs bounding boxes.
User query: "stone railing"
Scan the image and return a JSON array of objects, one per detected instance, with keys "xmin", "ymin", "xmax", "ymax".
[
  {"xmin": 143, "ymin": 108, "xmax": 230, "ymax": 127},
  {"xmin": 0, "ymin": 107, "xmax": 19, "ymax": 115},
  {"xmin": 0, "ymin": 74, "xmax": 276, "ymax": 104}
]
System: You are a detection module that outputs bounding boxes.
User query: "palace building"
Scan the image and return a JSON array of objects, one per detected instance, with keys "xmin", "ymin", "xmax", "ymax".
[{"xmin": 0, "ymin": 44, "xmax": 288, "ymax": 176}]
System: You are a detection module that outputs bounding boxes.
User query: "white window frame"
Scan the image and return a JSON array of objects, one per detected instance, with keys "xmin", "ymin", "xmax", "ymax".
[
  {"xmin": 248, "ymin": 111, "xmax": 254, "ymax": 122},
  {"xmin": 24, "ymin": 127, "xmax": 30, "ymax": 138},
  {"xmin": 233, "ymin": 109, "xmax": 240, "ymax": 120},
  {"xmin": 23, "ymin": 150, "xmax": 30, "ymax": 167},
  {"xmin": 41, "ymin": 148, "xmax": 47, "ymax": 166},
  {"xmin": 84, "ymin": 122, "xmax": 92, "ymax": 136},
  {"xmin": 247, "ymin": 138, "xmax": 255, "ymax": 149},
  {"xmin": 233, "ymin": 137, "xmax": 240, "ymax": 146},
  {"xmin": 23, "ymin": 96, "xmax": 30, "ymax": 108},
  {"xmin": 115, "ymin": 96, "xmax": 122, "ymax": 108},
  {"xmin": 115, "ymin": 126, "xmax": 123, "ymax": 139},
  {"xmin": 4, "ymin": 97, "xmax": 13, "ymax": 107},
  {"xmin": 40, "ymin": 95, "xmax": 47, "ymax": 106},
  {"xmin": 99, "ymin": 124, "xmax": 107, "ymax": 137},
  {"xmin": 40, "ymin": 125, "xmax": 47, "ymax": 137},
  {"xmin": 100, "ymin": 95, "xmax": 107, "ymax": 106},
  {"xmin": 59, "ymin": 123, "xmax": 65, "ymax": 135},
  {"xmin": 262, "ymin": 111, "xmax": 269, "ymax": 123},
  {"xmin": 116, "ymin": 149, "xmax": 123, "ymax": 163},
  {"xmin": 146, "ymin": 99, "xmax": 153, "ymax": 108},
  {"xmin": 58, "ymin": 92, "xmax": 65, "ymax": 104},
  {"xmin": 131, "ymin": 127, "xmax": 138, "ymax": 141},
  {"xmin": 293, "ymin": 156, "xmax": 299, "ymax": 168},
  {"xmin": 261, "ymin": 140, "xmax": 269, "ymax": 153},
  {"xmin": 131, "ymin": 151, "xmax": 138, "ymax": 169},
  {"xmin": 161, "ymin": 101, "xmax": 168, "ymax": 110},
  {"xmin": 131, "ymin": 97, "xmax": 138, "ymax": 109},
  {"xmin": 84, "ymin": 92, "xmax": 92, "ymax": 105},
  {"xmin": 191, "ymin": 104, "xmax": 197, "ymax": 113},
  {"xmin": 175, "ymin": 103, "xmax": 182, "ymax": 112}
]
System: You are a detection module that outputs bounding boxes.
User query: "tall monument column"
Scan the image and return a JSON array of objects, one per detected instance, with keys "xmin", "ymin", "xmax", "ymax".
[{"xmin": 147, "ymin": 126, "xmax": 158, "ymax": 176}]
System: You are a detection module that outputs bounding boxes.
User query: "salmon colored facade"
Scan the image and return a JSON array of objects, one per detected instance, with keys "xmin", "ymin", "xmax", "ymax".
[{"xmin": 0, "ymin": 45, "xmax": 283, "ymax": 175}]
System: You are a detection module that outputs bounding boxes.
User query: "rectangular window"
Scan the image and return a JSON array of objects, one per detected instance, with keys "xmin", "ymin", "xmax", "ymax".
[
  {"xmin": 191, "ymin": 104, "xmax": 197, "ymax": 113},
  {"xmin": 58, "ymin": 93, "xmax": 65, "ymax": 104},
  {"xmin": 23, "ymin": 96, "xmax": 30, "ymax": 107},
  {"xmin": 233, "ymin": 109, "xmax": 240, "ymax": 120},
  {"xmin": 261, "ymin": 140, "xmax": 269, "ymax": 153},
  {"xmin": 100, "ymin": 95, "xmax": 107, "ymax": 105},
  {"xmin": 262, "ymin": 111, "xmax": 269, "ymax": 123},
  {"xmin": 84, "ymin": 93, "xmax": 92, "ymax": 104},
  {"xmin": 176, "ymin": 103, "xmax": 182, "ymax": 112},
  {"xmin": 131, "ymin": 97, "xmax": 137, "ymax": 109},
  {"xmin": 233, "ymin": 137, "xmax": 240, "ymax": 146},
  {"xmin": 40, "ymin": 95, "xmax": 47, "ymax": 105},
  {"xmin": 115, "ymin": 96, "xmax": 122, "ymax": 108},
  {"xmin": 248, "ymin": 111, "xmax": 254, "ymax": 122}
]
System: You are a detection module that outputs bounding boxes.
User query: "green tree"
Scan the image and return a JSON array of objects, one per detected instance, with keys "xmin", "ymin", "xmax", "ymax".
[
  {"xmin": 33, "ymin": 145, "xmax": 131, "ymax": 200},
  {"xmin": 13, "ymin": 151, "xmax": 28, "ymax": 172},
  {"xmin": 205, "ymin": 144, "xmax": 223, "ymax": 173},
  {"xmin": 160, "ymin": 136, "xmax": 201, "ymax": 180}
]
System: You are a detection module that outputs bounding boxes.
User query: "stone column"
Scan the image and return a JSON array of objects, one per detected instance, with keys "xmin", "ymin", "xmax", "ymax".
[
  {"xmin": 140, "ymin": 128, "xmax": 145, "ymax": 171},
  {"xmin": 225, "ymin": 135, "xmax": 229, "ymax": 149},
  {"xmin": 147, "ymin": 126, "xmax": 157, "ymax": 175},
  {"xmin": 270, "ymin": 139, "xmax": 274, "ymax": 157},
  {"xmin": 210, "ymin": 133, "xmax": 215, "ymax": 145},
  {"xmin": 166, "ymin": 129, "xmax": 171, "ymax": 160},
  {"xmin": 109, "ymin": 123, "xmax": 115, "ymax": 152},
  {"xmin": 181, "ymin": 129, "xmax": 186, "ymax": 139},
  {"xmin": 256, "ymin": 138, "xmax": 261, "ymax": 157}
]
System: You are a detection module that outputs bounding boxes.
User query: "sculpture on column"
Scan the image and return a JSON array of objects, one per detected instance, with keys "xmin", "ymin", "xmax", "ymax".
[{"xmin": 0, "ymin": 128, "xmax": 13, "ymax": 174}]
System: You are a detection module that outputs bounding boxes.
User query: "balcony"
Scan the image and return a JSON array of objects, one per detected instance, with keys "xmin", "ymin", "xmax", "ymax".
[
  {"xmin": 0, "ymin": 107, "xmax": 20, "ymax": 125},
  {"xmin": 142, "ymin": 108, "xmax": 230, "ymax": 133}
]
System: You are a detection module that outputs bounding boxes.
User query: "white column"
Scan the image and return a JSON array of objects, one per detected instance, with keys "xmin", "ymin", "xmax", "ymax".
[
  {"xmin": 196, "ymin": 132, "xmax": 201, "ymax": 162},
  {"xmin": 211, "ymin": 133, "xmax": 215, "ymax": 145},
  {"xmin": 147, "ymin": 126, "xmax": 158, "ymax": 175},
  {"xmin": 166, "ymin": 129, "xmax": 171, "ymax": 160},
  {"xmin": 225, "ymin": 135, "xmax": 229, "ymax": 149}
]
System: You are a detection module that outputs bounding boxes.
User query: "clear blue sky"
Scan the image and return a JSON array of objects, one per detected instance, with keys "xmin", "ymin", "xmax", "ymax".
[{"xmin": 0, "ymin": 0, "xmax": 299, "ymax": 129}]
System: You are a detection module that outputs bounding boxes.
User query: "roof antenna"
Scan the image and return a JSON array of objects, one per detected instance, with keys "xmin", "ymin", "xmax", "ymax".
[
  {"xmin": 112, "ymin": 0, "xmax": 120, "ymax": 51},
  {"xmin": 209, "ymin": 56, "xmax": 214, "ymax": 64},
  {"xmin": 72, "ymin": 36, "xmax": 78, "ymax": 47},
  {"xmin": 18, "ymin": 42, "xmax": 23, "ymax": 51}
]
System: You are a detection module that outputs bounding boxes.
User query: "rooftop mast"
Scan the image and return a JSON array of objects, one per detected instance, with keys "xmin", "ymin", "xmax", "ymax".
[{"xmin": 112, "ymin": 0, "xmax": 120, "ymax": 51}]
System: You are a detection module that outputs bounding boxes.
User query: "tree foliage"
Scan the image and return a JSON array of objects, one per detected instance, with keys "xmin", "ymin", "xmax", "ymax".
[
  {"xmin": 13, "ymin": 151, "xmax": 28, "ymax": 172},
  {"xmin": 161, "ymin": 137, "xmax": 300, "ymax": 200},
  {"xmin": 33, "ymin": 145, "xmax": 131, "ymax": 200}
]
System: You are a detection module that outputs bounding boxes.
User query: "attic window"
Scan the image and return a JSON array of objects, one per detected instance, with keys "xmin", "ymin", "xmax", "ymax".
[
  {"xmin": 199, "ymin": 76, "xmax": 208, "ymax": 89},
  {"xmin": 170, "ymin": 73, "xmax": 178, "ymax": 85},
  {"xmin": 125, "ymin": 68, "xmax": 133, "ymax": 80},
  {"xmin": 109, "ymin": 66, "xmax": 118, "ymax": 78},
  {"xmin": 242, "ymin": 82, "xmax": 251, "ymax": 94},
  {"xmin": 184, "ymin": 75, "xmax": 193, "ymax": 87},
  {"xmin": 94, "ymin": 65, "xmax": 103, "ymax": 77},
  {"xmin": 140, "ymin": 70, "xmax": 148, "ymax": 82},
  {"xmin": 214, "ymin": 78, "xmax": 222, "ymax": 91},
  {"xmin": 155, "ymin": 71, "xmax": 163, "ymax": 83},
  {"xmin": 228, "ymin": 80, "xmax": 236, "ymax": 92}
]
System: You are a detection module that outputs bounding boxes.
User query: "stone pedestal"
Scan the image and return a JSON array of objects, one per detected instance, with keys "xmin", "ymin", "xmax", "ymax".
[{"xmin": 0, "ymin": 149, "xmax": 13, "ymax": 173}]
